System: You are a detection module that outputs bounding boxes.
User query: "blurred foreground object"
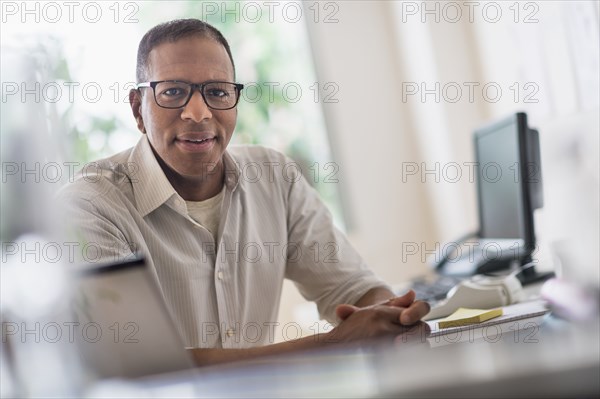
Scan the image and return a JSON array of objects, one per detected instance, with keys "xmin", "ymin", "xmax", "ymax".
[{"xmin": 1, "ymin": 38, "xmax": 83, "ymax": 397}]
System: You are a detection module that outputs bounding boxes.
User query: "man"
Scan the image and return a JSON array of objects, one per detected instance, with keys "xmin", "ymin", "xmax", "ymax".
[{"xmin": 60, "ymin": 19, "xmax": 430, "ymax": 366}]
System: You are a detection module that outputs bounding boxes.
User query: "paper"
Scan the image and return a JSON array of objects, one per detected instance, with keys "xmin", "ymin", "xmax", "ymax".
[{"xmin": 438, "ymin": 307, "xmax": 503, "ymax": 329}]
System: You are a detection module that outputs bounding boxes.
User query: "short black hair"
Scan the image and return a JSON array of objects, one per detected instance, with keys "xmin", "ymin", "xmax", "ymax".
[{"xmin": 136, "ymin": 18, "xmax": 235, "ymax": 83}]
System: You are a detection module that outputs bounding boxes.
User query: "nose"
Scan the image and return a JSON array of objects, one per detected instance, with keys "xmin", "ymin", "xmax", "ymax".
[{"xmin": 180, "ymin": 89, "xmax": 212, "ymax": 122}]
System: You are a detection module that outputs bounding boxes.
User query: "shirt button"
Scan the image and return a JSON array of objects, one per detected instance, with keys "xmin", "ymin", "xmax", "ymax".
[
  {"xmin": 217, "ymin": 271, "xmax": 224, "ymax": 280},
  {"xmin": 226, "ymin": 328, "xmax": 234, "ymax": 337}
]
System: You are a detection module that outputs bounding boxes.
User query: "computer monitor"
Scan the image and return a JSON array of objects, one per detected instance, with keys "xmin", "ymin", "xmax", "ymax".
[
  {"xmin": 474, "ymin": 112, "xmax": 543, "ymax": 255},
  {"xmin": 473, "ymin": 112, "xmax": 550, "ymax": 282}
]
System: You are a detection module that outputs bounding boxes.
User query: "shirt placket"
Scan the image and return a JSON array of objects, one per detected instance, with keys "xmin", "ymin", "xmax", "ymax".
[{"xmin": 214, "ymin": 172, "xmax": 239, "ymax": 348}]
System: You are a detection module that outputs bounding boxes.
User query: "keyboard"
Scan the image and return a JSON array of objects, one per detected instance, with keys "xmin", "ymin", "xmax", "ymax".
[{"xmin": 408, "ymin": 275, "xmax": 464, "ymax": 303}]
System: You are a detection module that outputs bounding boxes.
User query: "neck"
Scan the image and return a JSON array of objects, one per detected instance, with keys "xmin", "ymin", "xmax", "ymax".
[{"xmin": 159, "ymin": 158, "xmax": 225, "ymax": 202}]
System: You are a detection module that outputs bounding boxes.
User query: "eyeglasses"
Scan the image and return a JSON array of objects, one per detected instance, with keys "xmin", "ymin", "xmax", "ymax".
[{"xmin": 136, "ymin": 80, "xmax": 244, "ymax": 110}]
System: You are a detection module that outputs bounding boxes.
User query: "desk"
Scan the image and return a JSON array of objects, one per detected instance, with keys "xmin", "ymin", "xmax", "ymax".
[
  {"xmin": 87, "ymin": 310, "xmax": 600, "ymax": 398},
  {"xmin": 377, "ymin": 316, "xmax": 599, "ymax": 398}
]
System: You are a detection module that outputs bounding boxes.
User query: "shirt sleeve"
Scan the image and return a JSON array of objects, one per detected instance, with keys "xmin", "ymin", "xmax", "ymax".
[
  {"xmin": 59, "ymin": 188, "xmax": 138, "ymax": 265},
  {"xmin": 282, "ymin": 163, "xmax": 391, "ymax": 324}
]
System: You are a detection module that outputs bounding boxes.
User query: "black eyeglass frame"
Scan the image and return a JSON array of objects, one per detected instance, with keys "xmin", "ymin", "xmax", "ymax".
[{"xmin": 136, "ymin": 80, "xmax": 244, "ymax": 110}]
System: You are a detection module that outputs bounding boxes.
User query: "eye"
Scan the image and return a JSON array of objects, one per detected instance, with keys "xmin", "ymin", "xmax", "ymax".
[
  {"xmin": 206, "ymin": 88, "xmax": 230, "ymax": 98},
  {"xmin": 155, "ymin": 82, "xmax": 190, "ymax": 99},
  {"xmin": 162, "ymin": 87, "xmax": 184, "ymax": 97}
]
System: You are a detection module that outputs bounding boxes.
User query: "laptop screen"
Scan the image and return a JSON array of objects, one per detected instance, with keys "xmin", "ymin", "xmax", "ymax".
[{"xmin": 72, "ymin": 257, "xmax": 194, "ymax": 379}]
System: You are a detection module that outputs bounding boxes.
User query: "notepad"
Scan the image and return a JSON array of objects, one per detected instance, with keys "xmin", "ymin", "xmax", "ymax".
[{"xmin": 437, "ymin": 307, "xmax": 503, "ymax": 329}]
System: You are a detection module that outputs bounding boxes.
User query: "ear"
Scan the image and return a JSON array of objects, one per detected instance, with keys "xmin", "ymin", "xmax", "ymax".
[{"xmin": 129, "ymin": 89, "xmax": 146, "ymax": 134}]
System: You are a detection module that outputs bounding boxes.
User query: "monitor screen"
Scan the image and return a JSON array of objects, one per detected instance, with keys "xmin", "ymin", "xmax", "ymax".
[
  {"xmin": 474, "ymin": 113, "xmax": 540, "ymax": 254},
  {"xmin": 477, "ymin": 122, "xmax": 525, "ymax": 239}
]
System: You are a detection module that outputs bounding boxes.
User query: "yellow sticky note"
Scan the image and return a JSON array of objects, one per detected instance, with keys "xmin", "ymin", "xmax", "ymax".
[{"xmin": 438, "ymin": 307, "xmax": 503, "ymax": 329}]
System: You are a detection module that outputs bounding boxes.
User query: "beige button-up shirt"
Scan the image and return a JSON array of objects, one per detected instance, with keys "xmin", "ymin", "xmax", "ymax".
[{"xmin": 60, "ymin": 136, "xmax": 388, "ymax": 348}]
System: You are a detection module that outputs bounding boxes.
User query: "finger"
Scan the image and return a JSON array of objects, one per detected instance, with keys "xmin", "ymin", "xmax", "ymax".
[
  {"xmin": 375, "ymin": 306, "xmax": 426, "ymax": 336},
  {"xmin": 336, "ymin": 304, "xmax": 360, "ymax": 321},
  {"xmin": 384, "ymin": 290, "xmax": 416, "ymax": 308},
  {"xmin": 400, "ymin": 301, "xmax": 431, "ymax": 325},
  {"xmin": 371, "ymin": 305, "xmax": 408, "ymax": 331}
]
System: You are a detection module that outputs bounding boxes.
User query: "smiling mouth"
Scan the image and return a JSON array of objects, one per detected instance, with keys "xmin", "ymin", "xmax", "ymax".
[
  {"xmin": 176, "ymin": 136, "xmax": 217, "ymax": 152},
  {"xmin": 183, "ymin": 138, "xmax": 214, "ymax": 144}
]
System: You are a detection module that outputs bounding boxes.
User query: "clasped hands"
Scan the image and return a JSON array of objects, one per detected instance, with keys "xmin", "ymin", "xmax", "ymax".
[{"xmin": 326, "ymin": 290, "xmax": 431, "ymax": 345}]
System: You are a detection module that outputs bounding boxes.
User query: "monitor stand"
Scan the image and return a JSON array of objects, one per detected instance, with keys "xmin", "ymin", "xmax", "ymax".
[
  {"xmin": 518, "ymin": 264, "xmax": 556, "ymax": 285},
  {"xmin": 514, "ymin": 255, "xmax": 555, "ymax": 285}
]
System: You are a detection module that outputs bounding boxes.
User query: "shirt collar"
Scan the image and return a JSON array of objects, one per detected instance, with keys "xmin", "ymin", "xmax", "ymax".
[
  {"xmin": 129, "ymin": 135, "xmax": 179, "ymax": 217},
  {"xmin": 222, "ymin": 148, "xmax": 241, "ymax": 192},
  {"xmin": 128, "ymin": 135, "xmax": 241, "ymax": 217}
]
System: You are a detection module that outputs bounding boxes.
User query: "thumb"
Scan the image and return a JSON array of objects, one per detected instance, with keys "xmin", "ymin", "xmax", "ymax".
[{"xmin": 335, "ymin": 304, "xmax": 360, "ymax": 321}]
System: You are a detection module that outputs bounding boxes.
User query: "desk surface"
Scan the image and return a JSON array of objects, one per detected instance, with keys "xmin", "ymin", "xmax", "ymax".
[{"xmin": 87, "ymin": 310, "xmax": 600, "ymax": 398}]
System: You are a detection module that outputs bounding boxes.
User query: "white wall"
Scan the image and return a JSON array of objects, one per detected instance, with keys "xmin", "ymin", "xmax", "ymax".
[{"xmin": 304, "ymin": 1, "xmax": 439, "ymax": 283}]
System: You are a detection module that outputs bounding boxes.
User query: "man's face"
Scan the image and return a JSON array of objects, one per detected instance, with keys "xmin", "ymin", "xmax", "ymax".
[{"xmin": 131, "ymin": 36, "xmax": 237, "ymax": 178}]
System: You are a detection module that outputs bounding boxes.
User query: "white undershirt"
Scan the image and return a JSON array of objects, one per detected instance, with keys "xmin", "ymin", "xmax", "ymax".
[{"xmin": 185, "ymin": 187, "xmax": 225, "ymax": 242}]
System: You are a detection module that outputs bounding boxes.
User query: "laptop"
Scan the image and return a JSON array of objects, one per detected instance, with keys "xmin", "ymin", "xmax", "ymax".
[{"xmin": 71, "ymin": 257, "xmax": 195, "ymax": 379}]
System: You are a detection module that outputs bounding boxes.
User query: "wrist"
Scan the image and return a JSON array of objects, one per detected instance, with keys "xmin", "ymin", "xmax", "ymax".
[{"xmin": 353, "ymin": 286, "xmax": 396, "ymax": 308}]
